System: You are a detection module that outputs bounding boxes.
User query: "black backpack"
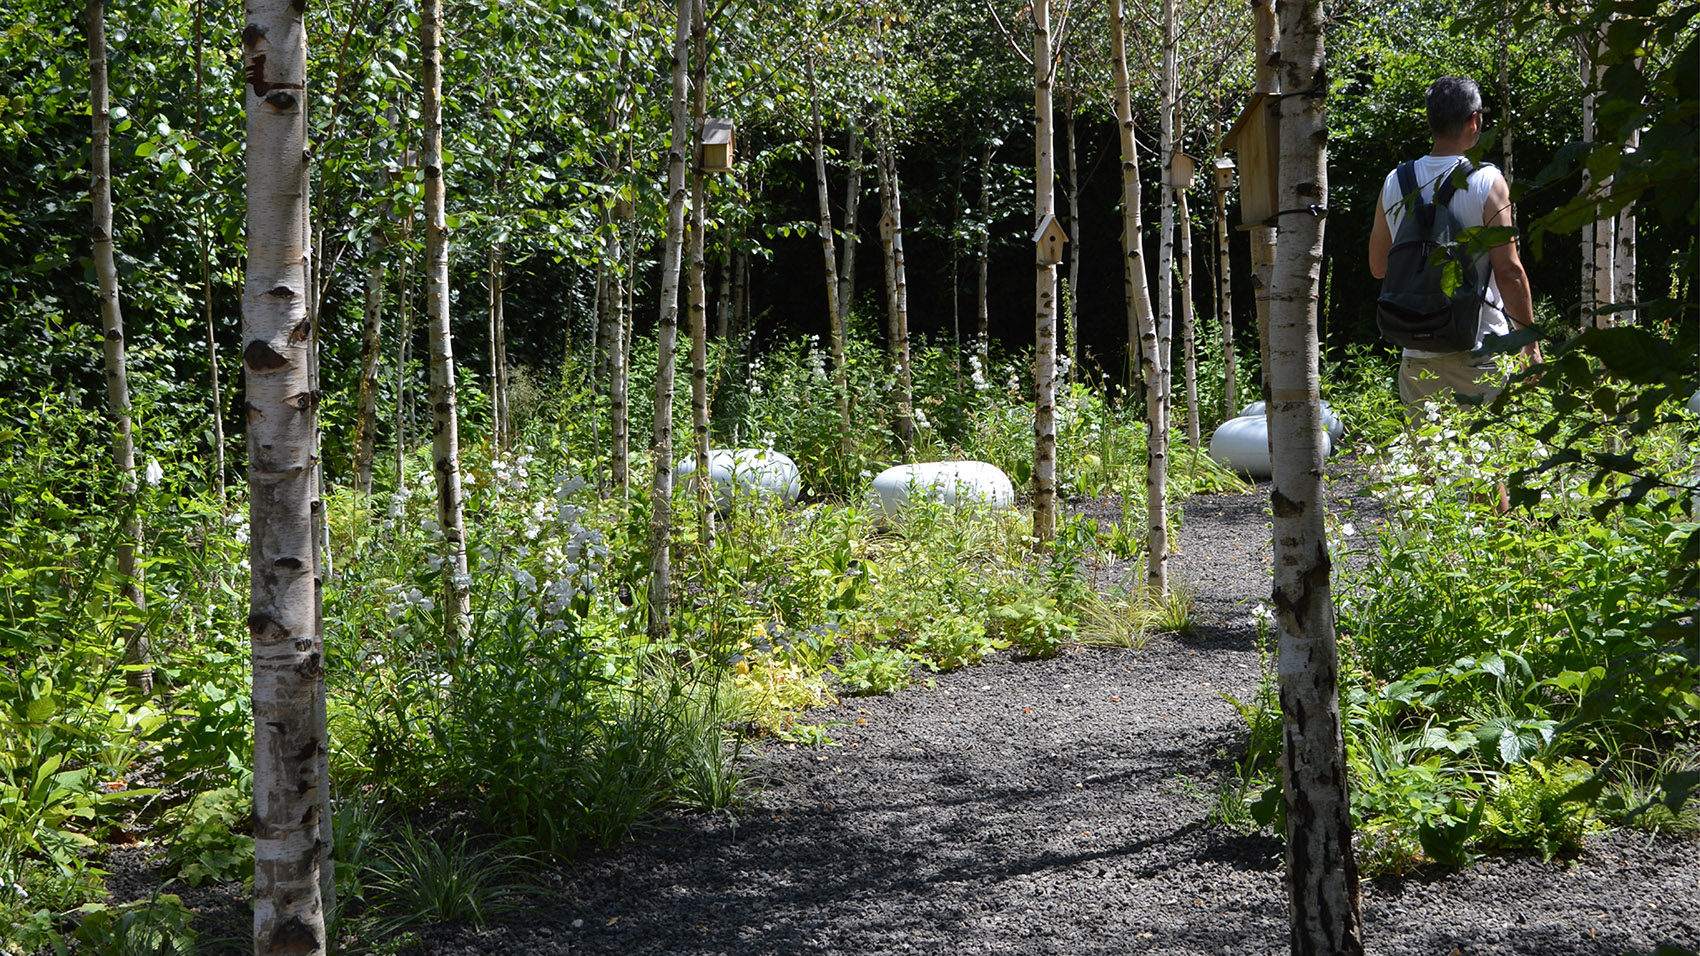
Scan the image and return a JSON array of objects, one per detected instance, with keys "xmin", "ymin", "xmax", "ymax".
[{"xmin": 1376, "ymin": 159, "xmax": 1491, "ymax": 352}]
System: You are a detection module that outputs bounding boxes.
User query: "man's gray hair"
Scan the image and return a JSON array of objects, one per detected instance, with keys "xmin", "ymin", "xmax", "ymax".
[{"xmin": 1426, "ymin": 76, "xmax": 1483, "ymax": 138}]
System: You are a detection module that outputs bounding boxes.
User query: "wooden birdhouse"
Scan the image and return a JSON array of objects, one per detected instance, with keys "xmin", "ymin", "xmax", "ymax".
[
  {"xmin": 699, "ymin": 118, "xmax": 735, "ymax": 173},
  {"xmin": 1224, "ymin": 92, "xmax": 1280, "ymax": 228},
  {"xmin": 879, "ymin": 211, "xmax": 899, "ymax": 244},
  {"xmin": 1164, "ymin": 150, "xmax": 1198, "ymax": 189},
  {"xmin": 1033, "ymin": 214, "xmax": 1068, "ymax": 266},
  {"xmin": 1212, "ymin": 156, "xmax": 1237, "ymax": 192}
]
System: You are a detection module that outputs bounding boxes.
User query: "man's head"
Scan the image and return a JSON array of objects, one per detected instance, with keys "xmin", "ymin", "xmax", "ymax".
[{"xmin": 1426, "ymin": 76, "xmax": 1484, "ymax": 141}]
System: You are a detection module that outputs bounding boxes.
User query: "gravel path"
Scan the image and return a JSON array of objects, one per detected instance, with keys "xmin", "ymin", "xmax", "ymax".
[{"xmin": 396, "ymin": 477, "xmax": 1700, "ymax": 956}]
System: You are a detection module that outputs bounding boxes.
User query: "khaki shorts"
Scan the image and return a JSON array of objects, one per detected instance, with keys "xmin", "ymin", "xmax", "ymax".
[{"xmin": 1399, "ymin": 352, "xmax": 1504, "ymax": 410}]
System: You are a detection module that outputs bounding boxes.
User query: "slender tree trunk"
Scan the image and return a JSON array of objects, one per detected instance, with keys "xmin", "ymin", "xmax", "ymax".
[
  {"xmin": 1111, "ymin": 0, "xmax": 1165, "ymax": 595},
  {"xmin": 1614, "ymin": 126, "xmax": 1638, "ymax": 322},
  {"xmin": 838, "ymin": 128, "xmax": 863, "ymax": 326},
  {"xmin": 608, "ymin": 220, "xmax": 630, "ymax": 494},
  {"xmin": 1251, "ymin": 0, "xmax": 1279, "ymax": 400},
  {"xmin": 194, "ymin": 0, "xmax": 227, "ymax": 506},
  {"xmin": 1271, "ymin": 4, "xmax": 1363, "ymax": 953},
  {"xmin": 686, "ymin": 0, "xmax": 714, "ymax": 545},
  {"xmin": 649, "ymin": 0, "xmax": 691, "ymax": 640},
  {"xmin": 874, "ymin": 119, "xmax": 915, "ymax": 453},
  {"xmin": 1581, "ymin": 31, "xmax": 1613, "ymax": 327},
  {"xmin": 807, "ymin": 57, "xmax": 853, "ymax": 461},
  {"xmin": 89, "ymin": 0, "xmax": 151, "ymax": 694},
  {"xmin": 488, "ymin": 246, "xmax": 509, "ymax": 452},
  {"xmin": 977, "ymin": 139, "xmax": 994, "ymax": 370},
  {"xmin": 1030, "ymin": 0, "xmax": 1060, "ymax": 545},
  {"xmin": 392, "ymin": 255, "xmax": 412, "ymax": 486},
  {"xmin": 715, "ymin": 251, "xmax": 732, "ymax": 340},
  {"xmin": 421, "ymin": 0, "xmax": 470, "ymax": 640},
  {"xmin": 1179, "ymin": 188, "xmax": 1200, "ymax": 447},
  {"xmin": 354, "ymin": 239, "xmax": 385, "ymax": 497},
  {"xmin": 1157, "ymin": 0, "xmax": 1178, "ymax": 426},
  {"xmin": 1498, "ymin": 0, "xmax": 1515, "ymax": 193},
  {"xmin": 242, "ymin": 1, "xmax": 329, "ymax": 950},
  {"xmin": 731, "ymin": 237, "xmax": 749, "ymax": 343},
  {"xmin": 1064, "ymin": 87, "xmax": 1081, "ymax": 385},
  {"xmin": 1215, "ymin": 144, "xmax": 1236, "ymax": 421}
]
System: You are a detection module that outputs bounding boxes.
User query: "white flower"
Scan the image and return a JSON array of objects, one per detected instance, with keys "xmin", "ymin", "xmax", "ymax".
[
  {"xmin": 1341, "ymin": 522, "xmax": 1356, "ymax": 537},
  {"xmin": 143, "ymin": 458, "xmax": 164, "ymax": 487}
]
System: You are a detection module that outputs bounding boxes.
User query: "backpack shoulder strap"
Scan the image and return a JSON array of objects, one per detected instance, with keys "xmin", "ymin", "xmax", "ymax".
[
  {"xmin": 1436, "ymin": 158, "xmax": 1474, "ymax": 206},
  {"xmin": 1394, "ymin": 161, "xmax": 1420, "ymax": 202}
]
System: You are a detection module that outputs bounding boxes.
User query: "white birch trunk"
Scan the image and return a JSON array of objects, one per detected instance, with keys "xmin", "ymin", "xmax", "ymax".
[
  {"xmin": 1270, "ymin": 4, "xmax": 1363, "ymax": 952},
  {"xmin": 807, "ymin": 58, "xmax": 853, "ymax": 461},
  {"xmin": 977, "ymin": 139, "xmax": 994, "ymax": 371},
  {"xmin": 421, "ymin": 0, "xmax": 470, "ymax": 640},
  {"xmin": 687, "ymin": 0, "xmax": 713, "ymax": 545},
  {"xmin": 1111, "ymin": 0, "xmax": 1165, "ymax": 595},
  {"xmin": 354, "ymin": 246, "xmax": 384, "ymax": 497},
  {"xmin": 1614, "ymin": 130, "xmax": 1638, "ymax": 323},
  {"xmin": 607, "ymin": 216, "xmax": 630, "ymax": 495},
  {"xmin": 1065, "ymin": 91, "xmax": 1081, "ymax": 385},
  {"xmin": 838, "ymin": 128, "xmax": 863, "ymax": 327},
  {"xmin": 1179, "ymin": 188, "xmax": 1200, "ymax": 447},
  {"xmin": 241, "ymin": 1, "xmax": 328, "ymax": 949},
  {"xmin": 1031, "ymin": 0, "xmax": 1059, "ymax": 545},
  {"xmin": 1215, "ymin": 152, "xmax": 1236, "ymax": 422},
  {"xmin": 1250, "ymin": 0, "xmax": 1279, "ymax": 400},
  {"xmin": 649, "ymin": 0, "xmax": 691, "ymax": 640},
  {"xmin": 88, "ymin": 0, "xmax": 151, "ymax": 692},
  {"xmin": 874, "ymin": 120, "xmax": 915, "ymax": 452}
]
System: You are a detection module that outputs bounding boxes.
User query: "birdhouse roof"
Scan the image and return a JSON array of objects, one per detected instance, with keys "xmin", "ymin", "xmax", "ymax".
[
  {"xmin": 1033, "ymin": 214, "xmax": 1067, "ymax": 244},
  {"xmin": 1224, "ymin": 93, "xmax": 1272, "ymax": 150},
  {"xmin": 702, "ymin": 118, "xmax": 734, "ymax": 145}
]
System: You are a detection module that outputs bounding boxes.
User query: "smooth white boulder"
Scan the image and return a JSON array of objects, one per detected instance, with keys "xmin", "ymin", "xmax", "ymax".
[
  {"xmin": 1238, "ymin": 400, "xmax": 1343, "ymax": 450},
  {"xmin": 1208, "ymin": 415, "xmax": 1332, "ymax": 480},
  {"xmin": 1687, "ymin": 388, "xmax": 1700, "ymax": 416},
  {"xmin": 673, "ymin": 448, "xmax": 801, "ymax": 508},
  {"xmin": 871, "ymin": 461, "xmax": 1015, "ymax": 517}
]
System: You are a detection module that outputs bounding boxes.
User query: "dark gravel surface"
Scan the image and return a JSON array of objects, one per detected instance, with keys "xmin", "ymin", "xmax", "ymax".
[{"xmin": 116, "ymin": 475, "xmax": 1700, "ymax": 955}]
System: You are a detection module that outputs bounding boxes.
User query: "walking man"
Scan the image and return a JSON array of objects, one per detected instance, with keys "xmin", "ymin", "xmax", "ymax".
[{"xmin": 1369, "ymin": 76, "xmax": 1540, "ymax": 409}]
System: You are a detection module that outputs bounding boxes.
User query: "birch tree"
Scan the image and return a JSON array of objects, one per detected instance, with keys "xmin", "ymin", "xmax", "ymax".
[
  {"xmin": 1269, "ymin": 1, "xmax": 1363, "ymax": 951},
  {"xmin": 837, "ymin": 128, "xmax": 863, "ymax": 325},
  {"xmin": 649, "ymin": 0, "xmax": 692, "ymax": 640},
  {"xmin": 873, "ymin": 114, "xmax": 916, "ymax": 453},
  {"xmin": 421, "ymin": 0, "xmax": 471, "ymax": 641},
  {"xmin": 241, "ymin": 1, "xmax": 329, "ymax": 950},
  {"xmin": 1110, "ymin": 0, "xmax": 1166, "ymax": 595},
  {"xmin": 686, "ymin": 0, "xmax": 714, "ymax": 546},
  {"xmin": 88, "ymin": 0, "xmax": 150, "ymax": 693},
  {"xmin": 806, "ymin": 55, "xmax": 854, "ymax": 460},
  {"xmin": 1030, "ymin": 0, "xmax": 1060, "ymax": 545}
]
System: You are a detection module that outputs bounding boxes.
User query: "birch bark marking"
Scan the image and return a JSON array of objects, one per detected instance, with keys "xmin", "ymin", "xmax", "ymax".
[
  {"xmin": 1031, "ymin": 0, "xmax": 1059, "ymax": 545},
  {"xmin": 1270, "ymin": 2, "xmax": 1363, "ymax": 953},
  {"xmin": 806, "ymin": 57, "xmax": 853, "ymax": 461},
  {"xmin": 1111, "ymin": 0, "xmax": 1166, "ymax": 595},
  {"xmin": 242, "ymin": 1, "xmax": 328, "ymax": 951},
  {"xmin": 89, "ymin": 0, "xmax": 151, "ymax": 693},
  {"xmin": 421, "ymin": 0, "xmax": 471, "ymax": 641},
  {"xmin": 648, "ymin": 0, "xmax": 691, "ymax": 640}
]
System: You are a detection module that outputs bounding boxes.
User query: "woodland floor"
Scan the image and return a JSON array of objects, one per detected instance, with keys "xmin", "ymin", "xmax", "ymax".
[{"xmin": 112, "ymin": 464, "xmax": 1700, "ymax": 956}]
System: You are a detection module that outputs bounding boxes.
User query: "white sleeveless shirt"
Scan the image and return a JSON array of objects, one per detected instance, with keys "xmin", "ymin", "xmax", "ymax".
[{"xmin": 1379, "ymin": 156, "xmax": 1510, "ymax": 358}]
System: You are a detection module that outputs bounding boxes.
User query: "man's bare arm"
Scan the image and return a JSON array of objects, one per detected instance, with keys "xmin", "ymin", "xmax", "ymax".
[{"xmin": 1368, "ymin": 196, "xmax": 1391, "ymax": 279}]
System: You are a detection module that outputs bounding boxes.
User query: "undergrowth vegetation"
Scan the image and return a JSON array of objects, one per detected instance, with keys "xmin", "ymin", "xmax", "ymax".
[{"xmin": 2, "ymin": 331, "xmax": 1693, "ymax": 950}]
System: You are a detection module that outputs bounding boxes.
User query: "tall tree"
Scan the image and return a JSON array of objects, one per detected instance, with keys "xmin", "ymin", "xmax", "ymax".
[
  {"xmin": 421, "ymin": 0, "xmax": 471, "ymax": 641},
  {"xmin": 241, "ymin": 0, "xmax": 329, "ymax": 951},
  {"xmin": 686, "ymin": 0, "xmax": 714, "ymax": 546},
  {"xmin": 1111, "ymin": 0, "xmax": 1166, "ymax": 595},
  {"xmin": 649, "ymin": 0, "xmax": 692, "ymax": 640},
  {"xmin": 87, "ymin": 0, "xmax": 150, "ymax": 693},
  {"xmin": 1030, "ymin": 0, "xmax": 1060, "ymax": 545},
  {"xmin": 838, "ymin": 127, "xmax": 863, "ymax": 333},
  {"xmin": 873, "ymin": 114, "xmax": 916, "ymax": 453},
  {"xmin": 1269, "ymin": 1, "xmax": 1362, "ymax": 952},
  {"xmin": 1178, "ymin": 187, "xmax": 1200, "ymax": 446},
  {"xmin": 806, "ymin": 55, "xmax": 854, "ymax": 461},
  {"xmin": 1249, "ymin": 0, "xmax": 1279, "ymax": 399},
  {"xmin": 1213, "ymin": 134, "xmax": 1236, "ymax": 421}
]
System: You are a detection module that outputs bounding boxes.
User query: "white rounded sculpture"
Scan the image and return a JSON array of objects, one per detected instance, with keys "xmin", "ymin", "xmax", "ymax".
[
  {"xmin": 1238, "ymin": 399, "xmax": 1343, "ymax": 450},
  {"xmin": 1208, "ymin": 415, "xmax": 1332, "ymax": 480},
  {"xmin": 673, "ymin": 448, "xmax": 801, "ymax": 509},
  {"xmin": 870, "ymin": 461, "xmax": 1015, "ymax": 517},
  {"xmin": 1687, "ymin": 388, "xmax": 1700, "ymax": 416}
]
